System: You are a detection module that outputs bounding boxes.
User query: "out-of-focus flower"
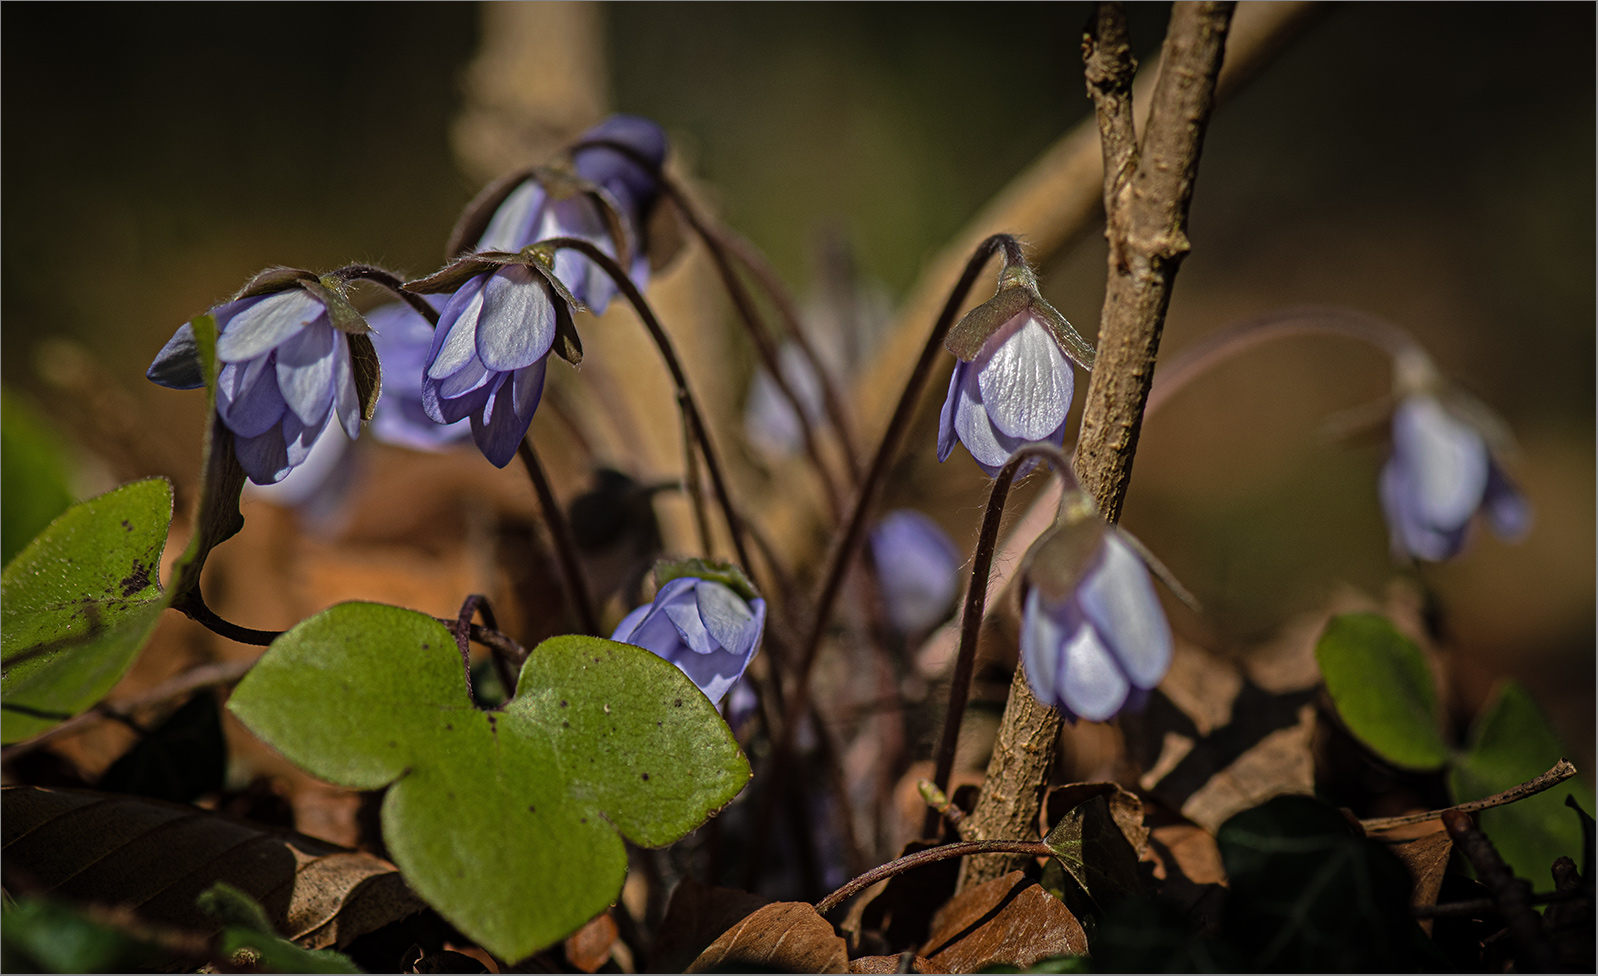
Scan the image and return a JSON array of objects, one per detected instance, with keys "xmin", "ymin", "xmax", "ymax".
[
  {"xmin": 868, "ymin": 509, "xmax": 962, "ymax": 635},
  {"xmin": 147, "ymin": 272, "xmax": 373, "ymax": 485},
  {"xmin": 408, "ymin": 254, "xmax": 581, "ymax": 468},
  {"xmin": 743, "ymin": 342, "xmax": 828, "ymax": 459},
  {"xmin": 364, "ymin": 296, "xmax": 472, "ymax": 452},
  {"xmin": 938, "ymin": 258, "xmax": 1094, "ymax": 477},
  {"xmin": 1380, "ymin": 392, "xmax": 1531, "ymax": 561},
  {"xmin": 464, "ymin": 115, "xmax": 669, "ymax": 314},
  {"xmin": 610, "ymin": 562, "xmax": 766, "ymax": 707},
  {"xmin": 1019, "ymin": 500, "xmax": 1172, "ymax": 722}
]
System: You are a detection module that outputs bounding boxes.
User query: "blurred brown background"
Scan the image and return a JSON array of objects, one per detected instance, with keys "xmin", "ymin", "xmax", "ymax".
[{"xmin": 4, "ymin": 3, "xmax": 1591, "ymax": 775}]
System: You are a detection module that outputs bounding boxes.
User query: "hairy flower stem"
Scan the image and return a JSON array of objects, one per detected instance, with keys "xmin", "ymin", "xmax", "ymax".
[
  {"xmin": 923, "ymin": 444, "xmax": 1079, "ymax": 839},
  {"xmin": 517, "ymin": 439, "xmax": 601, "ymax": 636},
  {"xmin": 573, "ymin": 138, "xmax": 861, "ymax": 493},
  {"xmin": 332, "ymin": 264, "xmax": 442, "ymax": 324},
  {"xmin": 961, "ymin": 1, "xmax": 1234, "ymax": 890},
  {"xmin": 1143, "ymin": 306, "xmax": 1427, "ymax": 418},
  {"xmin": 813, "ymin": 839, "xmax": 1052, "ymax": 915},
  {"xmin": 657, "ymin": 180, "xmax": 845, "ymax": 518},
  {"xmin": 541, "ymin": 237, "xmax": 754, "ymax": 574},
  {"xmin": 715, "ymin": 226, "xmax": 863, "ymax": 478},
  {"xmin": 742, "ymin": 233, "xmax": 1021, "ymax": 886}
]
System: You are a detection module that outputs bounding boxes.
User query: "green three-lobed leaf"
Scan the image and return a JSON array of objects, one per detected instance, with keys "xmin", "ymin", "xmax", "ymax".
[
  {"xmin": 2, "ymin": 479, "xmax": 173, "ymax": 744},
  {"xmin": 227, "ymin": 602, "xmax": 751, "ymax": 962}
]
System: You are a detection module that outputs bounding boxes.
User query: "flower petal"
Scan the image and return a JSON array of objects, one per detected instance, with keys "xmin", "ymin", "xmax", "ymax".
[
  {"xmin": 216, "ymin": 290, "xmax": 326, "ymax": 363},
  {"xmin": 475, "ymin": 265, "xmax": 556, "ymax": 371},
  {"xmin": 468, "ymin": 373, "xmax": 523, "ymax": 467},
  {"xmin": 217, "ymin": 356, "xmax": 287, "ymax": 438},
  {"xmin": 1380, "ymin": 455, "xmax": 1466, "ymax": 561},
  {"xmin": 233, "ymin": 424, "xmax": 290, "ymax": 486},
  {"xmin": 427, "ymin": 277, "xmax": 490, "ymax": 380},
  {"xmin": 610, "ymin": 604, "xmax": 652, "ymax": 643},
  {"xmin": 274, "ymin": 320, "xmax": 336, "ymax": 427},
  {"xmin": 1391, "ymin": 396, "xmax": 1489, "ymax": 530},
  {"xmin": 1022, "ymin": 588, "xmax": 1071, "ymax": 709},
  {"xmin": 1483, "ymin": 464, "xmax": 1533, "ymax": 540},
  {"xmin": 695, "ymin": 581, "xmax": 761, "ymax": 659},
  {"xmin": 1057, "ymin": 623, "xmax": 1131, "ymax": 723},
  {"xmin": 146, "ymin": 322, "xmax": 204, "ymax": 390},
  {"xmin": 670, "ymin": 644, "xmax": 751, "ymax": 707},
  {"xmin": 937, "ymin": 361, "xmax": 966, "ymax": 463},
  {"xmin": 476, "ymin": 178, "xmax": 547, "ymax": 252},
  {"xmin": 1076, "ymin": 533, "xmax": 1172, "ymax": 690},
  {"xmin": 976, "ymin": 314, "xmax": 1073, "ymax": 441}
]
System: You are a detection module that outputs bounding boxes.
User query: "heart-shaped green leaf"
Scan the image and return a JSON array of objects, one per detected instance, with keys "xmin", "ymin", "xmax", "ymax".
[
  {"xmin": 1314, "ymin": 613, "xmax": 1449, "ymax": 771},
  {"xmin": 1450, "ymin": 682, "xmax": 1594, "ymax": 883},
  {"xmin": 2, "ymin": 478, "xmax": 173, "ymax": 743},
  {"xmin": 227, "ymin": 602, "xmax": 751, "ymax": 962}
]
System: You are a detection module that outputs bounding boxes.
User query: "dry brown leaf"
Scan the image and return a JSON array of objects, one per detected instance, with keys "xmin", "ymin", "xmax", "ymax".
[
  {"xmin": 1382, "ymin": 826, "xmax": 1452, "ymax": 935},
  {"xmin": 563, "ymin": 910, "xmax": 619, "ymax": 973},
  {"xmin": 1179, "ymin": 702, "xmax": 1317, "ymax": 833},
  {"xmin": 855, "ymin": 840, "xmax": 962, "ymax": 953},
  {"xmin": 649, "ymin": 878, "xmax": 773, "ymax": 973},
  {"xmin": 684, "ymin": 900, "xmax": 850, "ymax": 974},
  {"xmin": 1147, "ymin": 822, "xmax": 1226, "ymax": 887},
  {"xmin": 849, "ymin": 953, "xmax": 938, "ymax": 973},
  {"xmin": 2, "ymin": 785, "xmax": 424, "ymax": 949},
  {"xmin": 920, "ymin": 871, "xmax": 1086, "ymax": 974}
]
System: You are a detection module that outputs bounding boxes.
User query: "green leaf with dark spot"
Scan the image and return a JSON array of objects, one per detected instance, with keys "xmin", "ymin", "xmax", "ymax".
[
  {"xmin": 1, "ymin": 389, "xmax": 77, "ymax": 566},
  {"xmin": 2, "ymin": 478, "xmax": 173, "ymax": 744},
  {"xmin": 1314, "ymin": 613, "xmax": 1449, "ymax": 770},
  {"xmin": 1449, "ymin": 682, "xmax": 1595, "ymax": 883},
  {"xmin": 227, "ymin": 603, "xmax": 750, "ymax": 961}
]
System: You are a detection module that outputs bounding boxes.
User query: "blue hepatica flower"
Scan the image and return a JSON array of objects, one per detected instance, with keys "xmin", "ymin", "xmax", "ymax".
[
  {"xmin": 413, "ymin": 258, "xmax": 579, "ymax": 468},
  {"xmin": 147, "ymin": 277, "xmax": 367, "ymax": 485},
  {"xmin": 744, "ymin": 342, "xmax": 828, "ymax": 460},
  {"xmin": 364, "ymin": 297, "xmax": 472, "ymax": 452},
  {"xmin": 1380, "ymin": 393, "xmax": 1531, "ymax": 562},
  {"xmin": 470, "ymin": 114, "xmax": 668, "ymax": 314},
  {"xmin": 939, "ymin": 310, "xmax": 1076, "ymax": 476},
  {"xmin": 1021, "ymin": 519, "xmax": 1173, "ymax": 723},
  {"xmin": 868, "ymin": 509, "xmax": 963, "ymax": 635},
  {"xmin": 611, "ymin": 575, "xmax": 767, "ymax": 707}
]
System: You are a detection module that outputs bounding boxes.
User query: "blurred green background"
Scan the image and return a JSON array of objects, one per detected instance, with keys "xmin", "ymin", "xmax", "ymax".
[{"xmin": 4, "ymin": 3, "xmax": 1591, "ymax": 764}]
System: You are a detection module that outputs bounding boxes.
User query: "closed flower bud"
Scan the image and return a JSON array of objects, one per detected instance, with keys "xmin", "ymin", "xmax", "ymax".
[
  {"xmin": 868, "ymin": 509, "xmax": 962, "ymax": 636},
  {"xmin": 1020, "ymin": 495, "xmax": 1173, "ymax": 722},
  {"xmin": 938, "ymin": 258, "xmax": 1094, "ymax": 476},
  {"xmin": 1380, "ymin": 391, "xmax": 1531, "ymax": 562},
  {"xmin": 610, "ymin": 560, "xmax": 766, "ymax": 707}
]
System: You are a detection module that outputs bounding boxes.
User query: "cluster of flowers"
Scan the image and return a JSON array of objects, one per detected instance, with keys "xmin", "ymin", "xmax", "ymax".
[{"xmin": 145, "ymin": 112, "xmax": 1529, "ymax": 724}]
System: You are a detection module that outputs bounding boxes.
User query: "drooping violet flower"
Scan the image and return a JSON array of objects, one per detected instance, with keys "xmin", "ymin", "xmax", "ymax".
[
  {"xmin": 1019, "ymin": 496, "xmax": 1172, "ymax": 722},
  {"xmin": 460, "ymin": 115, "xmax": 669, "ymax": 314},
  {"xmin": 743, "ymin": 342, "xmax": 828, "ymax": 459},
  {"xmin": 938, "ymin": 255, "xmax": 1094, "ymax": 477},
  {"xmin": 246, "ymin": 422, "xmax": 359, "ymax": 530},
  {"xmin": 406, "ymin": 253, "xmax": 582, "ymax": 468},
  {"xmin": 364, "ymin": 297, "xmax": 472, "ymax": 452},
  {"xmin": 1380, "ymin": 392, "xmax": 1531, "ymax": 561},
  {"xmin": 868, "ymin": 510, "xmax": 962, "ymax": 635},
  {"xmin": 146, "ymin": 271, "xmax": 374, "ymax": 486},
  {"xmin": 610, "ymin": 561, "xmax": 766, "ymax": 707}
]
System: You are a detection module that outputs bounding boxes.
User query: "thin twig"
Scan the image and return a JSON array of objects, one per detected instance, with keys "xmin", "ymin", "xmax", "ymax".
[
  {"xmin": 1414, "ymin": 887, "xmax": 1586, "ymax": 920},
  {"xmin": 814, "ymin": 839, "xmax": 1052, "ymax": 915},
  {"xmin": 539, "ymin": 236, "xmax": 754, "ymax": 575},
  {"xmin": 924, "ymin": 444, "xmax": 1077, "ymax": 838},
  {"xmin": 1442, "ymin": 809, "xmax": 1560, "ymax": 971},
  {"xmin": 517, "ymin": 438, "xmax": 601, "ymax": 635},
  {"xmin": 656, "ymin": 179, "xmax": 846, "ymax": 519},
  {"xmin": 1362, "ymin": 759, "xmax": 1578, "ymax": 832}
]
